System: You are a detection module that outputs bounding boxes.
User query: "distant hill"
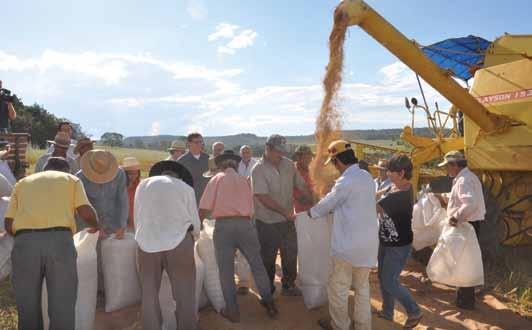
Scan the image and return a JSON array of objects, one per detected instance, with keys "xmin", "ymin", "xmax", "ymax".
[{"xmin": 123, "ymin": 128, "xmax": 442, "ymax": 150}]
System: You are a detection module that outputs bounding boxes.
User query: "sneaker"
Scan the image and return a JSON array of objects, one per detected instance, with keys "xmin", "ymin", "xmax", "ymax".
[
  {"xmin": 237, "ymin": 286, "xmax": 249, "ymax": 295},
  {"xmin": 317, "ymin": 318, "xmax": 333, "ymax": 330},
  {"xmin": 403, "ymin": 312, "xmax": 423, "ymax": 329},
  {"xmin": 261, "ymin": 301, "xmax": 279, "ymax": 319},
  {"xmin": 220, "ymin": 309, "xmax": 240, "ymax": 323},
  {"xmin": 281, "ymin": 285, "xmax": 302, "ymax": 296}
]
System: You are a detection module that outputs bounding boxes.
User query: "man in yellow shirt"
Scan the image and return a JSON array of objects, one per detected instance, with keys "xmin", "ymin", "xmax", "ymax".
[{"xmin": 4, "ymin": 157, "xmax": 98, "ymax": 330}]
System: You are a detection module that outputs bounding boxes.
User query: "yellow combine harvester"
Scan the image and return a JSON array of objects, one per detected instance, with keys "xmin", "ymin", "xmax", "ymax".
[{"xmin": 337, "ymin": 0, "xmax": 532, "ymax": 248}]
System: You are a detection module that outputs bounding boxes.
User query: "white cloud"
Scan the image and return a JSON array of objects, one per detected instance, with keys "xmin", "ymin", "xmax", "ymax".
[
  {"xmin": 208, "ymin": 24, "xmax": 258, "ymax": 55},
  {"xmin": 0, "ymin": 50, "xmax": 243, "ymax": 87},
  {"xmin": 185, "ymin": 0, "xmax": 208, "ymax": 20},
  {"xmin": 151, "ymin": 121, "xmax": 161, "ymax": 136},
  {"xmin": 208, "ymin": 23, "xmax": 239, "ymax": 42}
]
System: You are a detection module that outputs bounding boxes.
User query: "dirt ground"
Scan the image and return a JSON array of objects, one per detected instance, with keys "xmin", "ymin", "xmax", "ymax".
[{"xmin": 94, "ymin": 258, "xmax": 531, "ymax": 330}]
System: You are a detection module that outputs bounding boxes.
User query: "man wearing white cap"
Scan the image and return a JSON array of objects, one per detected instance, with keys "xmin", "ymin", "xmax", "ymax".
[
  {"xmin": 35, "ymin": 132, "xmax": 79, "ymax": 174},
  {"xmin": 436, "ymin": 150, "xmax": 485, "ymax": 310},
  {"xmin": 166, "ymin": 140, "xmax": 187, "ymax": 161}
]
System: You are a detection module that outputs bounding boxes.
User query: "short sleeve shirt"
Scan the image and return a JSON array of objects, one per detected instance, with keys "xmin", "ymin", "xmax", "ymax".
[
  {"xmin": 251, "ymin": 156, "xmax": 306, "ymax": 224},
  {"xmin": 377, "ymin": 187, "xmax": 414, "ymax": 246},
  {"xmin": 5, "ymin": 171, "xmax": 91, "ymax": 234}
]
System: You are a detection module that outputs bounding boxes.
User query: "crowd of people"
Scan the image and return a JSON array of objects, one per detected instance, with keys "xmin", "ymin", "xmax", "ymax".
[{"xmin": 1, "ymin": 122, "xmax": 487, "ymax": 330}]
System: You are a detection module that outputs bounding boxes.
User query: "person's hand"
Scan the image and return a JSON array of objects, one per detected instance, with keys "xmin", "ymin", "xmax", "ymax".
[
  {"xmin": 115, "ymin": 228, "xmax": 126, "ymax": 240},
  {"xmin": 87, "ymin": 227, "xmax": 99, "ymax": 234},
  {"xmin": 284, "ymin": 209, "xmax": 296, "ymax": 222},
  {"xmin": 98, "ymin": 230, "xmax": 108, "ymax": 239},
  {"xmin": 448, "ymin": 216, "xmax": 458, "ymax": 227}
]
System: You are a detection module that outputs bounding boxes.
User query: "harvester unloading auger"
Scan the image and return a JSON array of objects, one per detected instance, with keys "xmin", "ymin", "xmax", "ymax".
[{"xmin": 334, "ymin": 0, "xmax": 532, "ymax": 249}]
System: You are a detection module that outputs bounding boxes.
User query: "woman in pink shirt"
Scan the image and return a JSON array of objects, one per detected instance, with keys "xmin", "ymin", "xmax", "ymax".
[{"xmin": 199, "ymin": 150, "xmax": 278, "ymax": 323}]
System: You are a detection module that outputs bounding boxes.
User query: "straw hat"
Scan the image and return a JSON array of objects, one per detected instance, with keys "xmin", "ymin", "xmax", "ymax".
[
  {"xmin": 122, "ymin": 157, "xmax": 141, "ymax": 171},
  {"xmin": 80, "ymin": 150, "xmax": 119, "ymax": 184},
  {"xmin": 149, "ymin": 160, "xmax": 193, "ymax": 188},
  {"xmin": 47, "ymin": 132, "xmax": 71, "ymax": 149},
  {"xmin": 438, "ymin": 150, "xmax": 465, "ymax": 167},
  {"xmin": 168, "ymin": 140, "xmax": 187, "ymax": 151},
  {"xmin": 375, "ymin": 159, "xmax": 389, "ymax": 171},
  {"xmin": 203, "ymin": 157, "xmax": 218, "ymax": 178}
]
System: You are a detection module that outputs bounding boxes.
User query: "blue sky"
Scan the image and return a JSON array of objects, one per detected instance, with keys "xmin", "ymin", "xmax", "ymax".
[{"xmin": 1, "ymin": 0, "xmax": 530, "ymax": 138}]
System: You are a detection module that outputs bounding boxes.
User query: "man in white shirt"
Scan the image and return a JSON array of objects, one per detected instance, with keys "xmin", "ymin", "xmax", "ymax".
[
  {"xmin": 238, "ymin": 145, "xmax": 257, "ymax": 177},
  {"xmin": 305, "ymin": 140, "xmax": 378, "ymax": 330},
  {"xmin": 437, "ymin": 150, "xmax": 485, "ymax": 310},
  {"xmin": 134, "ymin": 160, "xmax": 201, "ymax": 330}
]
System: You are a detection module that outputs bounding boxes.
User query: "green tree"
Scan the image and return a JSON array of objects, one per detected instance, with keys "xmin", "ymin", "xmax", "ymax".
[{"xmin": 100, "ymin": 132, "xmax": 124, "ymax": 147}]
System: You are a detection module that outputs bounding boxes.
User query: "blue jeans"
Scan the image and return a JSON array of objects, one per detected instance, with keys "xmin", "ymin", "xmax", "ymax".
[{"xmin": 378, "ymin": 244, "xmax": 420, "ymax": 318}]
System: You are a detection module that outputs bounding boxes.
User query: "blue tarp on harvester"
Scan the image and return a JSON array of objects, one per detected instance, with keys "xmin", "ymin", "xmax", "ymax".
[{"xmin": 421, "ymin": 35, "xmax": 491, "ymax": 81}]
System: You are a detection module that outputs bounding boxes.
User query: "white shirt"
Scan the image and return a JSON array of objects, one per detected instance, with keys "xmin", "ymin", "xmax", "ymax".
[
  {"xmin": 134, "ymin": 176, "xmax": 201, "ymax": 253},
  {"xmin": 374, "ymin": 177, "xmax": 391, "ymax": 192},
  {"xmin": 238, "ymin": 158, "xmax": 257, "ymax": 177},
  {"xmin": 0, "ymin": 160, "xmax": 16, "ymax": 186},
  {"xmin": 47, "ymin": 140, "xmax": 76, "ymax": 160},
  {"xmin": 310, "ymin": 164, "xmax": 378, "ymax": 268},
  {"xmin": 447, "ymin": 167, "xmax": 486, "ymax": 223}
]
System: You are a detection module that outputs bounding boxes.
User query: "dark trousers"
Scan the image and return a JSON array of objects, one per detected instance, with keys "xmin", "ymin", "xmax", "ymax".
[
  {"xmin": 11, "ymin": 231, "xmax": 78, "ymax": 330},
  {"xmin": 457, "ymin": 221, "xmax": 481, "ymax": 309},
  {"xmin": 255, "ymin": 220, "xmax": 298, "ymax": 290},
  {"xmin": 137, "ymin": 233, "xmax": 197, "ymax": 330},
  {"xmin": 213, "ymin": 218, "xmax": 273, "ymax": 315}
]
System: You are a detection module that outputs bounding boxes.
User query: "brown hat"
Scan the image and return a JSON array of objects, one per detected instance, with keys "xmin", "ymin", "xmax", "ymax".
[
  {"xmin": 74, "ymin": 138, "xmax": 96, "ymax": 154},
  {"xmin": 47, "ymin": 132, "xmax": 71, "ymax": 149},
  {"xmin": 80, "ymin": 150, "xmax": 119, "ymax": 184}
]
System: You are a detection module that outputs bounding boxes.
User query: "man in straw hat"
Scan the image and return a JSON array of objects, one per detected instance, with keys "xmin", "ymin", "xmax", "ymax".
[
  {"xmin": 302, "ymin": 140, "xmax": 378, "ymax": 330},
  {"xmin": 178, "ymin": 133, "xmax": 210, "ymax": 205},
  {"xmin": 46, "ymin": 121, "xmax": 77, "ymax": 159},
  {"xmin": 251, "ymin": 134, "xmax": 312, "ymax": 296},
  {"xmin": 76, "ymin": 150, "xmax": 128, "ymax": 236},
  {"xmin": 436, "ymin": 150, "xmax": 485, "ymax": 310},
  {"xmin": 35, "ymin": 132, "xmax": 79, "ymax": 174},
  {"xmin": 134, "ymin": 160, "xmax": 200, "ymax": 330},
  {"xmin": 4, "ymin": 157, "xmax": 98, "ymax": 329},
  {"xmin": 199, "ymin": 150, "xmax": 278, "ymax": 322},
  {"xmin": 375, "ymin": 159, "xmax": 392, "ymax": 193},
  {"xmin": 76, "ymin": 150, "xmax": 129, "ymax": 299},
  {"xmin": 167, "ymin": 140, "xmax": 187, "ymax": 161}
]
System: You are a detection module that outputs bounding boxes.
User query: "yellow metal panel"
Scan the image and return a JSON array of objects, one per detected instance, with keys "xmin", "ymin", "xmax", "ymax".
[
  {"xmin": 465, "ymin": 59, "xmax": 532, "ymax": 171},
  {"xmin": 484, "ymin": 35, "xmax": 532, "ymax": 67}
]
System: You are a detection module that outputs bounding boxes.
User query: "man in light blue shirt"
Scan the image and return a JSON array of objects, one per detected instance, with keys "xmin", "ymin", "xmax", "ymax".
[
  {"xmin": 75, "ymin": 150, "xmax": 128, "ymax": 236},
  {"xmin": 305, "ymin": 140, "xmax": 378, "ymax": 330}
]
